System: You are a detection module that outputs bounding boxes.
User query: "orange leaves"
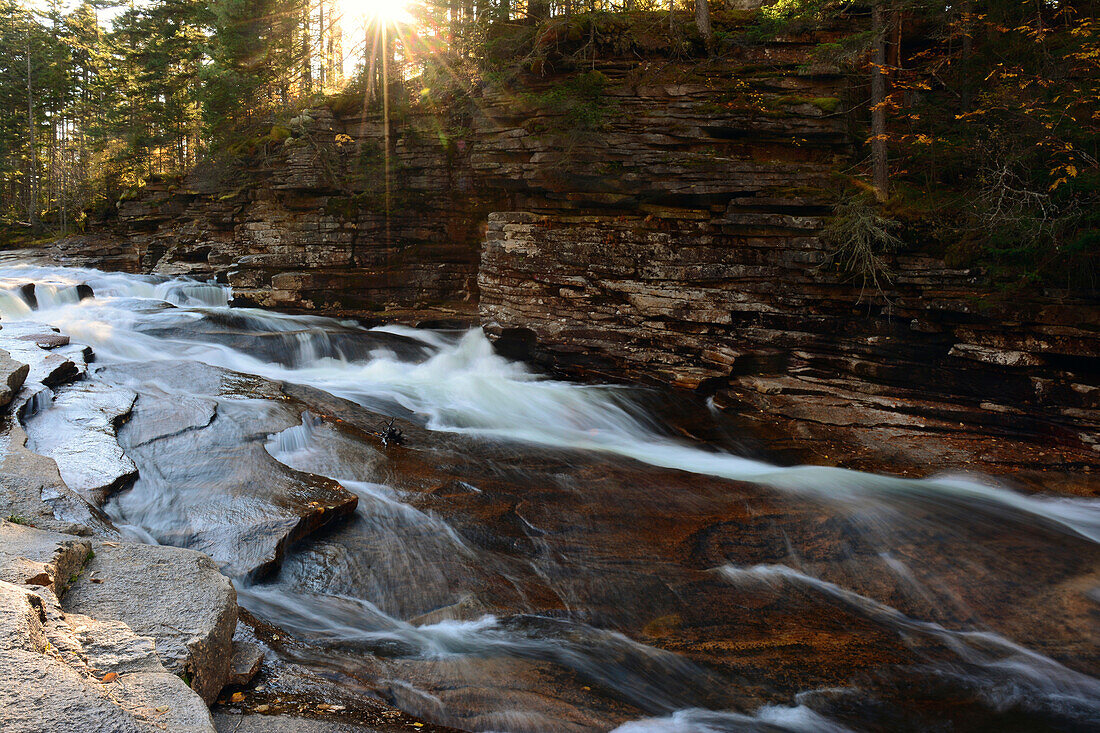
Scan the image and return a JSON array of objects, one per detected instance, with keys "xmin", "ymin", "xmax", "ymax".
[
  {"xmin": 1048, "ymin": 164, "xmax": 1079, "ymax": 192},
  {"xmin": 99, "ymin": 672, "xmax": 119, "ymax": 684}
]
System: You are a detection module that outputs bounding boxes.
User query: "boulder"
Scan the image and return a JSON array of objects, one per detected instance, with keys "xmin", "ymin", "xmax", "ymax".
[
  {"xmin": 0, "ymin": 347, "xmax": 29, "ymax": 409},
  {"xmin": 63, "ymin": 540, "xmax": 238, "ymax": 705},
  {"xmin": 0, "ymin": 580, "xmax": 215, "ymax": 733},
  {"xmin": 0, "ymin": 520, "xmax": 91, "ymax": 595}
]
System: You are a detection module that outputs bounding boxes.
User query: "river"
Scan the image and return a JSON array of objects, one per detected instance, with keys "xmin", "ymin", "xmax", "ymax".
[{"xmin": 1, "ymin": 260, "xmax": 1098, "ymax": 732}]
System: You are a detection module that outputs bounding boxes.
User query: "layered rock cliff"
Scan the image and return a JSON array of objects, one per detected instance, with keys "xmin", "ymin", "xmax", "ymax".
[{"xmin": 52, "ymin": 40, "xmax": 1099, "ymax": 481}]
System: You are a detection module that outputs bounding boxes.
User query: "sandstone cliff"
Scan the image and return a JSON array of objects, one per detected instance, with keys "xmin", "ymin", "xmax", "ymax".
[{"xmin": 53, "ymin": 41, "xmax": 1099, "ymax": 482}]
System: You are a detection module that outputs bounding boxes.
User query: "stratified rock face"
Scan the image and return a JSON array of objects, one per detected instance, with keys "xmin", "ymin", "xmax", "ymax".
[
  {"xmin": 478, "ymin": 210, "xmax": 1100, "ymax": 470},
  {"xmin": 63, "ymin": 540, "xmax": 238, "ymax": 705},
  {"xmin": 53, "ymin": 47, "xmax": 1099, "ymax": 471},
  {"xmin": 73, "ymin": 105, "xmax": 487, "ymax": 326}
]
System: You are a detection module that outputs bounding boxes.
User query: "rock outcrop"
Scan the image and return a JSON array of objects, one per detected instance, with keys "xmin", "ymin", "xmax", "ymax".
[
  {"xmin": 0, "ymin": 328, "xmax": 235, "ymax": 727},
  {"xmin": 0, "ymin": 522, "xmax": 217, "ymax": 733},
  {"xmin": 50, "ymin": 44, "xmax": 1099, "ymax": 478},
  {"xmin": 478, "ymin": 211, "xmax": 1100, "ymax": 479},
  {"xmin": 64, "ymin": 540, "xmax": 238, "ymax": 705}
]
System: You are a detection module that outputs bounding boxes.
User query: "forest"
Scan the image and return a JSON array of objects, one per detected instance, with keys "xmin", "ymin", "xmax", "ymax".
[{"xmin": 0, "ymin": 0, "xmax": 1098, "ymax": 285}]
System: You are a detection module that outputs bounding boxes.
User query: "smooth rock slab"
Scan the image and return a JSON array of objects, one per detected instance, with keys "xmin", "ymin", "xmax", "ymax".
[
  {"xmin": 64, "ymin": 540, "xmax": 238, "ymax": 705},
  {"xmin": 101, "ymin": 361, "xmax": 359, "ymax": 579},
  {"xmin": 23, "ymin": 380, "xmax": 139, "ymax": 504},
  {"xmin": 0, "ymin": 422, "xmax": 119, "ymax": 537}
]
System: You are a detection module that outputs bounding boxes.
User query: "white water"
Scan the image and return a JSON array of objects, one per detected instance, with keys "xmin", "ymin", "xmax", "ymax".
[
  {"xmin": 3, "ymin": 261, "xmax": 1098, "ymax": 731},
  {"xmin": 1, "ymin": 262, "xmax": 1098, "ymax": 546}
]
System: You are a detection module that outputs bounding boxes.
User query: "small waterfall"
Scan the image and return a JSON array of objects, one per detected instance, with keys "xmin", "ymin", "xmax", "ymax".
[
  {"xmin": 18, "ymin": 388, "xmax": 53, "ymax": 420},
  {"xmin": 33, "ymin": 282, "xmax": 86, "ymax": 309},
  {"xmin": 155, "ymin": 281, "xmax": 230, "ymax": 308},
  {"xmin": 0, "ymin": 287, "xmax": 32, "ymax": 317}
]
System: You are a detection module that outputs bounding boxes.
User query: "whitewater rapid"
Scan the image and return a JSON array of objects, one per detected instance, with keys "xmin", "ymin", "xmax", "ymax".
[{"xmin": 1, "ymin": 262, "xmax": 1097, "ymax": 546}]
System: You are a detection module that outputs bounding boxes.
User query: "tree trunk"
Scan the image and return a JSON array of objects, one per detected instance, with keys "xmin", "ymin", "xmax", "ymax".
[
  {"xmin": 960, "ymin": 0, "xmax": 972, "ymax": 110},
  {"xmin": 695, "ymin": 0, "xmax": 712, "ymax": 49},
  {"xmin": 301, "ymin": 2, "xmax": 312, "ymax": 95},
  {"xmin": 871, "ymin": 1, "xmax": 889, "ymax": 202},
  {"xmin": 26, "ymin": 37, "xmax": 40, "ymax": 232}
]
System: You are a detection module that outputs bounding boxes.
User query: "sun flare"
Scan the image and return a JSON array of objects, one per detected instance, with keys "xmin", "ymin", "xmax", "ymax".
[{"xmin": 339, "ymin": 0, "xmax": 416, "ymax": 26}]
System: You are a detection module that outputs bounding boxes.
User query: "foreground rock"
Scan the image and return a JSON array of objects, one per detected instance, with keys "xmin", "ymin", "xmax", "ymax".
[
  {"xmin": 64, "ymin": 540, "xmax": 238, "ymax": 705},
  {"xmin": 0, "ymin": 520, "xmax": 90, "ymax": 593},
  {"xmin": 0, "ymin": 421, "xmax": 119, "ymax": 537},
  {"xmin": 0, "ymin": 348, "xmax": 29, "ymax": 408},
  {"xmin": 0, "ymin": 521, "xmax": 216, "ymax": 733}
]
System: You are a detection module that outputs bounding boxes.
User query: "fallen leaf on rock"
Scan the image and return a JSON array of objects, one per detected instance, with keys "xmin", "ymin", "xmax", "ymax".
[
  {"xmin": 230, "ymin": 692, "xmax": 245, "ymax": 703},
  {"xmin": 100, "ymin": 672, "xmax": 118, "ymax": 683},
  {"xmin": 255, "ymin": 704, "xmax": 270, "ymax": 713}
]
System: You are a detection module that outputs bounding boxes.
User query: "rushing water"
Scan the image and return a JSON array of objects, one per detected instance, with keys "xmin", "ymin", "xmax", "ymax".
[{"xmin": 2, "ymin": 260, "xmax": 1098, "ymax": 732}]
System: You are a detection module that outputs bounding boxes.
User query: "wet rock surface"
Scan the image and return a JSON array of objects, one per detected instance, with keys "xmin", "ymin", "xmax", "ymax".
[
  {"xmin": 23, "ymin": 380, "xmax": 139, "ymax": 504},
  {"xmin": 101, "ymin": 361, "xmax": 359, "ymax": 579},
  {"xmin": 252, "ymin": 383, "xmax": 1100, "ymax": 731},
  {"xmin": 0, "ymin": 264, "xmax": 1096, "ymax": 731}
]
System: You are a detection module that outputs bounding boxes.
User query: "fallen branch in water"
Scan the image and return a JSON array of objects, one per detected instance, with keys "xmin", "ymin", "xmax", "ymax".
[{"xmin": 372, "ymin": 417, "xmax": 405, "ymax": 447}]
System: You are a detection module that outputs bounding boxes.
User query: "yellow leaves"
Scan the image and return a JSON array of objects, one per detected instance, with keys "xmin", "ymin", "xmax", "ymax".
[
  {"xmin": 1048, "ymin": 164, "xmax": 1079, "ymax": 191},
  {"xmin": 334, "ymin": 133, "xmax": 354, "ymax": 145},
  {"xmin": 912, "ymin": 134, "xmax": 933, "ymax": 145},
  {"xmin": 230, "ymin": 692, "xmax": 245, "ymax": 703}
]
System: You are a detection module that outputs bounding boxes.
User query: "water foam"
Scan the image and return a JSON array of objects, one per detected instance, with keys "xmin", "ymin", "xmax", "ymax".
[{"xmin": 1, "ymin": 262, "xmax": 1097, "ymax": 547}]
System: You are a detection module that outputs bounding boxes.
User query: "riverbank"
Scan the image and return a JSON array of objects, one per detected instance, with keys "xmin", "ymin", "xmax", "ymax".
[
  {"xmin": 40, "ymin": 46, "xmax": 1098, "ymax": 486},
  {"xmin": 0, "ymin": 263, "xmax": 1097, "ymax": 733},
  {"xmin": 0, "ymin": 302, "xmax": 456, "ymax": 733}
]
